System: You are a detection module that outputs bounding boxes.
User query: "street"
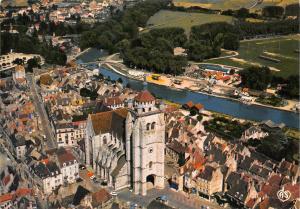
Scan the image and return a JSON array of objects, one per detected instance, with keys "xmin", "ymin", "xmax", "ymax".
[
  {"xmin": 117, "ymin": 187, "xmax": 225, "ymax": 209},
  {"xmin": 27, "ymin": 74, "xmax": 57, "ymax": 150}
]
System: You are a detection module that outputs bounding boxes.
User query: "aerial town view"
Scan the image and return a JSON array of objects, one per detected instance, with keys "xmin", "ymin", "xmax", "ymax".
[{"xmin": 0, "ymin": 0, "xmax": 299, "ymax": 208}]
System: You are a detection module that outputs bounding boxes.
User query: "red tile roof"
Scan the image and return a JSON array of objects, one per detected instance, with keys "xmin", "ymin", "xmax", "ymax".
[
  {"xmin": 0, "ymin": 194, "xmax": 13, "ymax": 204},
  {"xmin": 259, "ymin": 198, "xmax": 270, "ymax": 209},
  {"xmin": 194, "ymin": 103, "xmax": 204, "ymax": 110},
  {"xmin": 268, "ymin": 174, "xmax": 283, "ymax": 186},
  {"xmin": 15, "ymin": 188, "xmax": 32, "ymax": 197},
  {"xmin": 246, "ymin": 198, "xmax": 256, "ymax": 208},
  {"xmin": 284, "ymin": 183, "xmax": 300, "ymax": 200},
  {"xmin": 135, "ymin": 90, "xmax": 155, "ymax": 103},
  {"xmin": 184, "ymin": 101, "xmax": 194, "ymax": 109},
  {"xmin": 2, "ymin": 175, "xmax": 11, "ymax": 186}
]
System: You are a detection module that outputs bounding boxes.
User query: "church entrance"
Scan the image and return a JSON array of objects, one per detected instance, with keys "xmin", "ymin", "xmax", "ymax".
[{"xmin": 146, "ymin": 174, "xmax": 155, "ymax": 189}]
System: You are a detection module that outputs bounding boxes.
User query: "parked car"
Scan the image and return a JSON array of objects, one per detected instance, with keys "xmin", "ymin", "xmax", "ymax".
[
  {"xmin": 90, "ymin": 175, "xmax": 95, "ymax": 180},
  {"xmin": 156, "ymin": 195, "xmax": 168, "ymax": 204},
  {"xmin": 110, "ymin": 191, "xmax": 117, "ymax": 196},
  {"xmin": 79, "ymin": 164, "xmax": 86, "ymax": 170}
]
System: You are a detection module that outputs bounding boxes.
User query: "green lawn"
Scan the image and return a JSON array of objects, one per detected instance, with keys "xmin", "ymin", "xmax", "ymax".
[
  {"xmin": 145, "ymin": 10, "xmax": 234, "ymax": 35},
  {"xmin": 208, "ymin": 35, "xmax": 300, "ymax": 78}
]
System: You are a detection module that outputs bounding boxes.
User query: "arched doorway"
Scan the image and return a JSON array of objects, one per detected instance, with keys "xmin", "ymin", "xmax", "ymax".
[{"xmin": 146, "ymin": 174, "xmax": 155, "ymax": 190}]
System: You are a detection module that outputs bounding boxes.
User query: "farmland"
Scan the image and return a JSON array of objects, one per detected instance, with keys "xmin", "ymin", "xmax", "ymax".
[
  {"xmin": 146, "ymin": 10, "xmax": 234, "ymax": 34},
  {"xmin": 172, "ymin": 0, "xmax": 298, "ymax": 10},
  {"xmin": 208, "ymin": 35, "xmax": 300, "ymax": 78}
]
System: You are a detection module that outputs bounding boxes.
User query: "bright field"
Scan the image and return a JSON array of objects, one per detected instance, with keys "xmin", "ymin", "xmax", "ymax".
[
  {"xmin": 208, "ymin": 35, "xmax": 300, "ymax": 78},
  {"xmin": 172, "ymin": 0, "xmax": 298, "ymax": 10},
  {"xmin": 146, "ymin": 10, "xmax": 234, "ymax": 34}
]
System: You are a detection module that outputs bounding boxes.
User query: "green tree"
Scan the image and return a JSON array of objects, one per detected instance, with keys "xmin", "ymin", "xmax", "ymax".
[
  {"xmin": 223, "ymin": 33, "xmax": 239, "ymax": 50},
  {"xmin": 239, "ymin": 66, "xmax": 272, "ymax": 90},
  {"xmin": 262, "ymin": 6, "xmax": 284, "ymax": 18}
]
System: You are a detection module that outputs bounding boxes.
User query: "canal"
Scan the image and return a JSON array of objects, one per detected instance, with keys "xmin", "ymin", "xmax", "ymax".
[{"xmin": 98, "ymin": 66, "xmax": 299, "ymax": 129}]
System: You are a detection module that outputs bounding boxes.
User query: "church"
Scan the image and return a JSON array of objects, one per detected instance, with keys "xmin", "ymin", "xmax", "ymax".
[{"xmin": 85, "ymin": 90, "xmax": 165, "ymax": 195}]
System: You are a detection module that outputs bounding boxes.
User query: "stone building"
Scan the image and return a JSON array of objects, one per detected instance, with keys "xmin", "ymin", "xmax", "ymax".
[{"xmin": 85, "ymin": 90, "xmax": 165, "ymax": 195}]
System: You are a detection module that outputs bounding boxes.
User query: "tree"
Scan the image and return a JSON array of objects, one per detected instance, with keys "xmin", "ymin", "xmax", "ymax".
[
  {"xmin": 239, "ymin": 66, "xmax": 272, "ymax": 90},
  {"xmin": 26, "ymin": 58, "xmax": 39, "ymax": 72},
  {"xmin": 197, "ymin": 115, "xmax": 203, "ymax": 122},
  {"xmin": 285, "ymin": 3, "xmax": 300, "ymax": 17},
  {"xmin": 190, "ymin": 109, "xmax": 197, "ymax": 116},
  {"xmin": 262, "ymin": 6, "xmax": 284, "ymax": 18},
  {"xmin": 235, "ymin": 8, "xmax": 249, "ymax": 18},
  {"xmin": 278, "ymin": 75, "xmax": 299, "ymax": 99},
  {"xmin": 223, "ymin": 33, "xmax": 239, "ymax": 50}
]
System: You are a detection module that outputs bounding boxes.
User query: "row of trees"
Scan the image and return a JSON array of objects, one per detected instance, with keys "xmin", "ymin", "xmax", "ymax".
[
  {"xmin": 237, "ymin": 19, "xmax": 299, "ymax": 38},
  {"xmin": 222, "ymin": 3, "xmax": 299, "ymax": 19},
  {"xmin": 239, "ymin": 66, "xmax": 299, "ymax": 99}
]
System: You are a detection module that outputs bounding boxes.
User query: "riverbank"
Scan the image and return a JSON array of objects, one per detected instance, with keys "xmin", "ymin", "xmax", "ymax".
[{"xmin": 103, "ymin": 62, "xmax": 298, "ymax": 114}]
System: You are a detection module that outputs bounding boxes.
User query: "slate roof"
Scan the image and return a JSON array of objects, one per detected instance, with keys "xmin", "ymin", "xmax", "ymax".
[
  {"xmin": 166, "ymin": 140, "xmax": 185, "ymax": 154},
  {"xmin": 239, "ymin": 156, "xmax": 254, "ymax": 170},
  {"xmin": 72, "ymin": 185, "xmax": 90, "ymax": 206},
  {"xmin": 147, "ymin": 200, "xmax": 174, "ymax": 209},
  {"xmin": 198, "ymin": 165, "xmax": 215, "ymax": 181},
  {"xmin": 226, "ymin": 178, "xmax": 248, "ymax": 202},
  {"xmin": 207, "ymin": 145, "xmax": 226, "ymax": 164}
]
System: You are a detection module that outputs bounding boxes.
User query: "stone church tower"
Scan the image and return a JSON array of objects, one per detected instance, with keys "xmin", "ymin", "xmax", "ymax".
[{"xmin": 126, "ymin": 90, "xmax": 165, "ymax": 195}]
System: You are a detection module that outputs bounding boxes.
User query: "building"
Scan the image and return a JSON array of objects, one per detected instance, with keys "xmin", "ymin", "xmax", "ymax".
[
  {"xmin": 56, "ymin": 148, "xmax": 79, "ymax": 184},
  {"xmin": 32, "ymin": 162, "xmax": 62, "ymax": 194},
  {"xmin": 56, "ymin": 122, "xmax": 87, "ymax": 147},
  {"xmin": 11, "ymin": 135, "xmax": 26, "ymax": 159},
  {"xmin": 85, "ymin": 90, "xmax": 165, "ymax": 195},
  {"xmin": 195, "ymin": 165, "xmax": 223, "ymax": 200},
  {"xmin": 13, "ymin": 65, "xmax": 26, "ymax": 83}
]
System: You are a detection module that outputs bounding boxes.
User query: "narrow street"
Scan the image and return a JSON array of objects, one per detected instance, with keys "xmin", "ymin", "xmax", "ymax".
[{"xmin": 27, "ymin": 74, "xmax": 57, "ymax": 150}]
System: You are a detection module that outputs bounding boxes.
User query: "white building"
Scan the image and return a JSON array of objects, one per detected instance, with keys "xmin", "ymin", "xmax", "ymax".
[
  {"xmin": 11, "ymin": 135, "xmax": 26, "ymax": 160},
  {"xmin": 56, "ymin": 148, "xmax": 79, "ymax": 184},
  {"xmin": 56, "ymin": 122, "xmax": 86, "ymax": 147},
  {"xmin": 85, "ymin": 90, "xmax": 165, "ymax": 195},
  {"xmin": 32, "ymin": 162, "xmax": 62, "ymax": 194}
]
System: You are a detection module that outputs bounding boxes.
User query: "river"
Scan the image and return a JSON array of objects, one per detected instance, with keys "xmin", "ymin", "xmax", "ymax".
[{"xmin": 98, "ymin": 66, "xmax": 299, "ymax": 129}]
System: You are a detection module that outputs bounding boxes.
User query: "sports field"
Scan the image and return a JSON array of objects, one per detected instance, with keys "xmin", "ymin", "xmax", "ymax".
[
  {"xmin": 208, "ymin": 35, "xmax": 300, "ymax": 78},
  {"xmin": 146, "ymin": 10, "xmax": 234, "ymax": 34},
  {"xmin": 172, "ymin": 0, "xmax": 298, "ymax": 10}
]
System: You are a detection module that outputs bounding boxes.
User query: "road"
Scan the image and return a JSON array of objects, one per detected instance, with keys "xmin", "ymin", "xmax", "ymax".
[
  {"xmin": 27, "ymin": 74, "xmax": 57, "ymax": 150},
  {"xmin": 117, "ymin": 187, "xmax": 225, "ymax": 209}
]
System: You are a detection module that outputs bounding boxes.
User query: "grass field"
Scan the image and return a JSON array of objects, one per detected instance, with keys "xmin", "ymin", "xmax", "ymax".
[
  {"xmin": 146, "ymin": 10, "xmax": 234, "ymax": 34},
  {"xmin": 208, "ymin": 35, "xmax": 300, "ymax": 78},
  {"xmin": 172, "ymin": 0, "xmax": 298, "ymax": 10}
]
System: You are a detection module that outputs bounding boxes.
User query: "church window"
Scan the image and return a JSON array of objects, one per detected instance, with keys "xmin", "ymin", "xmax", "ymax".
[
  {"xmin": 149, "ymin": 161, "xmax": 153, "ymax": 169},
  {"xmin": 146, "ymin": 123, "xmax": 150, "ymax": 130},
  {"xmin": 151, "ymin": 122, "xmax": 156, "ymax": 130},
  {"xmin": 149, "ymin": 147, "xmax": 153, "ymax": 153},
  {"xmin": 149, "ymin": 107, "xmax": 152, "ymax": 111},
  {"xmin": 103, "ymin": 136, "xmax": 107, "ymax": 144},
  {"xmin": 142, "ymin": 108, "xmax": 146, "ymax": 112}
]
